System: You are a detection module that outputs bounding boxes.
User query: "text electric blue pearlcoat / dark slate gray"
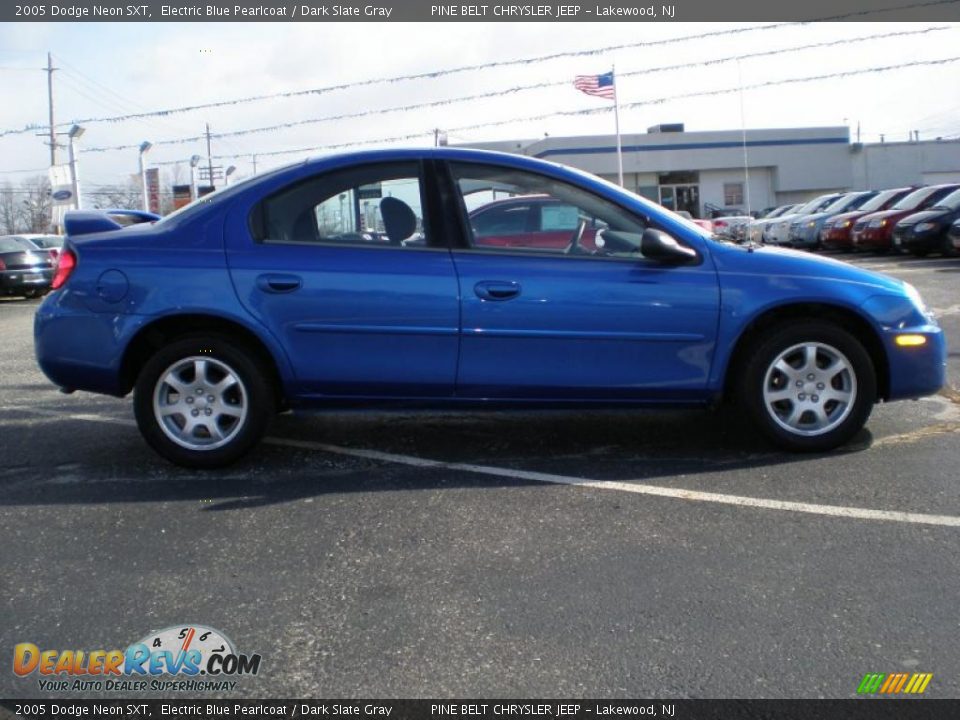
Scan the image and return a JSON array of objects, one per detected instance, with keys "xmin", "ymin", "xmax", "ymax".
[{"xmin": 34, "ymin": 149, "xmax": 946, "ymax": 465}]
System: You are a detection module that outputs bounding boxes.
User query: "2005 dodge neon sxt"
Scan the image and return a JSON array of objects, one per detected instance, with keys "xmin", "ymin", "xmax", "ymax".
[{"xmin": 35, "ymin": 149, "xmax": 946, "ymax": 467}]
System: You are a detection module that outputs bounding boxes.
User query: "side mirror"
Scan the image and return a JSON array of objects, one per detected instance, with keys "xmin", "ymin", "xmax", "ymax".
[{"xmin": 641, "ymin": 228, "xmax": 698, "ymax": 263}]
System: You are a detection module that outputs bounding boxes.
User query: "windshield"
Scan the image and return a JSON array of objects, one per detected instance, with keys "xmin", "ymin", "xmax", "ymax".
[
  {"xmin": 823, "ymin": 194, "xmax": 865, "ymax": 213},
  {"xmin": 0, "ymin": 237, "xmax": 38, "ymax": 252},
  {"xmin": 892, "ymin": 186, "xmax": 942, "ymax": 211},
  {"xmin": 28, "ymin": 235, "xmax": 64, "ymax": 248},
  {"xmin": 856, "ymin": 188, "xmax": 904, "ymax": 213},
  {"xmin": 932, "ymin": 188, "xmax": 960, "ymax": 211},
  {"xmin": 793, "ymin": 196, "xmax": 831, "ymax": 215}
]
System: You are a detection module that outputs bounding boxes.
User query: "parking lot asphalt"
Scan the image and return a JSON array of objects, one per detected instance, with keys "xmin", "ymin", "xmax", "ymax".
[{"xmin": 2, "ymin": 252, "xmax": 960, "ymax": 700}]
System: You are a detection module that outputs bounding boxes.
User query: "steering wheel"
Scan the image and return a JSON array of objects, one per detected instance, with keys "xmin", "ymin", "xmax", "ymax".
[{"xmin": 564, "ymin": 219, "xmax": 588, "ymax": 255}]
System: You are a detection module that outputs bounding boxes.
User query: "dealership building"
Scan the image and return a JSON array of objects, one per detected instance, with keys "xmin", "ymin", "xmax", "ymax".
[{"xmin": 466, "ymin": 126, "xmax": 960, "ymax": 218}]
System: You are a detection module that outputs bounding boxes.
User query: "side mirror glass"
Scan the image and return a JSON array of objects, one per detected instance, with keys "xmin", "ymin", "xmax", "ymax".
[{"xmin": 641, "ymin": 228, "xmax": 698, "ymax": 263}]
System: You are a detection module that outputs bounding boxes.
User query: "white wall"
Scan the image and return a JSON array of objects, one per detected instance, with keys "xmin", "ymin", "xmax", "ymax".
[{"xmin": 851, "ymin": 140, "xmax": 960, "ymax": 189}]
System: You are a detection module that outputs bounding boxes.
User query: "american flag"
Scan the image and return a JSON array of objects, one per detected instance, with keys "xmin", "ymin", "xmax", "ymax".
[{"xmin": 574, "ymin": 71, "xmax": 616, "ymax": 100}]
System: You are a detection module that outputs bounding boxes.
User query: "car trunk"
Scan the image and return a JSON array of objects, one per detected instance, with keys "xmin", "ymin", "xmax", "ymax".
[{"xmin": 1, "ymin": 250, "xmax": 53, "ymax": 271}]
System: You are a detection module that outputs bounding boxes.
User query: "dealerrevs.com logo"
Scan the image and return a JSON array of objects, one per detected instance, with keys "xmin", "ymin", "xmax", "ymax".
[{"xmin": 13, "ymin": 625, "xmax": 262, "ymax": 692}]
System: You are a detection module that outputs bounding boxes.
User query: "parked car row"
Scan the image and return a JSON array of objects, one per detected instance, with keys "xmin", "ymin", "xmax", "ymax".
[{"xmin": 733, "ymin": 183, "xmax": 960, "ymax": 257}]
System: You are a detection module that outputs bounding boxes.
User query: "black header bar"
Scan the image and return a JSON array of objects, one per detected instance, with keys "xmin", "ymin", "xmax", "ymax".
[{"xmin": 2, "ymin": 0, "xmax": 959, "ymax": 23}]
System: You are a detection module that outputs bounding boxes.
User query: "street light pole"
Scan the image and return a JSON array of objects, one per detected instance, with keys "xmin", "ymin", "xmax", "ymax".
[
  {"xmin": 67, "ymin": 124, "xmax": 84, "ymax": 210},
  {"xmin": 189, "ymin": 155, "xmax": 201, "ymax": 201},
  {"xmin": 224, "ymin": 165, "xmax": 236, "ymax": 186},
  {"xmin": 139, "ymin": 141, "xmax": 153, "ymax": 212}
]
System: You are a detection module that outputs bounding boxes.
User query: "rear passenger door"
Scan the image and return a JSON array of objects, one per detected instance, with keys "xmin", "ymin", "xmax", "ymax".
[{"xmin": 224, "ymin": 161, "xmax": 461, "ymax": 400}]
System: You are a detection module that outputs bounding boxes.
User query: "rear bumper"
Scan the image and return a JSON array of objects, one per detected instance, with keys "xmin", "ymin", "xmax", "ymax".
[
  {"xmin": 0, "ymin": 268, "xmax": 52, "ymax": 294},
  {"xmin": 34, "ymin": 293, "xmax": 142, "ymax": 396}
]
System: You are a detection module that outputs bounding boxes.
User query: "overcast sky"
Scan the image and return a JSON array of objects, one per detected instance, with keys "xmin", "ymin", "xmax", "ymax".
[{"xmin": 1, "ymin": 21, "xmax": 959, "ymax": 192}]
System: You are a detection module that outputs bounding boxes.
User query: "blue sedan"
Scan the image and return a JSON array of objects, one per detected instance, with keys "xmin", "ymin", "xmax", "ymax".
[{"xmin": 35, "ymin": 149, "xmax": 946, "ymax": 467}]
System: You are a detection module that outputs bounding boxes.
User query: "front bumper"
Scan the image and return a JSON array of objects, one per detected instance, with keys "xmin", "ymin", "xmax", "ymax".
[
  {"xmin": 893, "ymin": 228, "xmax": 947, "ymax": 254},
  {"xmin": 853, "ymin": 227, "xmax": 894, "ymax": 250},
  {"xmin": 883, "ymin": 325, "xmax": 947, "ymax": 400}
]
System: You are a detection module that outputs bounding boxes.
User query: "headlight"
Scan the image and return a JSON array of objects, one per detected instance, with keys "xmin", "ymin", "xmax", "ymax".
[
  {"xmin": 807, "ymin": 221, "xmax": 816, "ymax": 228},
  {"xmin": 842, "ymin": 220, "xmax": 851, "ymax": 227},
  {"xmin": 914, "ymin": 222, "xmax": 938, "ymax": 233}
]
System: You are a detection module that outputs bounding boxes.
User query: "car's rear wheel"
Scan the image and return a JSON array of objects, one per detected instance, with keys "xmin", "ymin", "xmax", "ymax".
[
  {"xmin": 739, "ymin": 322, "xmax": 876, "ymax": 452},
  {"xmin": 134, "ymin": 336, "xmax": 274, "ymax": 468}
]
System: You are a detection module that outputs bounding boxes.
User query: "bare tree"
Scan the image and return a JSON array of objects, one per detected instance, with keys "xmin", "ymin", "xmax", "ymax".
[
  {"xmin": 20, "ymin": 176, "xmax": 52, "ymax": 233},
  {"xmin": 0, "ymin": 182, "xmax": 21, "ymax": 234},
  {"xmin": 87, "ymin": 176, "xmax": 142, "ymax": 211}
]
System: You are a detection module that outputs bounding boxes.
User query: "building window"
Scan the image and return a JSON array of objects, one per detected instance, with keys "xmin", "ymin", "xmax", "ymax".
[{"xmin": 724, "ymin": 183, "xmax": 744, "ymax": 207}]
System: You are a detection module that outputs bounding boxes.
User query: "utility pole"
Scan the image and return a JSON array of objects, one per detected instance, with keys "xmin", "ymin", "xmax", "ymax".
[
  {"xmin": 205, "ymin": 122, "xmax": 214, "ymax": 190},
  {"xmin": 46, "ymin": 52, "xmax": 57, "ymax": 166}
]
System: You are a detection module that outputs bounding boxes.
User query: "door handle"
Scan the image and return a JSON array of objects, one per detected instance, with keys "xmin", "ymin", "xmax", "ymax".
[
  {"xmin": 474, "ymin": 280, "xmax": 521, "ymax": 301},
  {"xmin": 256, "ymin": 274, "xmax": 302, "ymax": 293}
]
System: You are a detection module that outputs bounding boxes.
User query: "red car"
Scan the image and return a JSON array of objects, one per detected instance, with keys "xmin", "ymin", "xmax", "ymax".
[
  {"xmin": 468, "ymin": 194, "xmax": 602, "ymax": 251},
  {"xmin": 852, "ymin": 184, "xmax": 960, "ymax": 252},
  {"xmin": 820, "ymin": 187, "xmax": 914, "ymax": 251}
]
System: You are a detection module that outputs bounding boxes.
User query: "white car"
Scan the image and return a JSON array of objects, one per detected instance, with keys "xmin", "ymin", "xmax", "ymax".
[
  {"xmin": 747, "ymin": 204, "xmax": 797, "ymax": 244},
  {"xmin": 764, "ymin": 194, "xmax": 841, "ymax": 245}
]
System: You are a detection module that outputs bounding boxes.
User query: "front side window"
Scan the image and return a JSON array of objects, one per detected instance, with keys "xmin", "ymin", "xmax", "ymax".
[
  {"xmin": 451, "ymin": 163, "xmax": 659, "ymax": 259},
  {"xmin": 252, "ymin": 162, "xmax": 429, "ymax": 248}
]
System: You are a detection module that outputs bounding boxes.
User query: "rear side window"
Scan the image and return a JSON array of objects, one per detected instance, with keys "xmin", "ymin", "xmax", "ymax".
[{"xmin": 251, "ymin": 162, "xmax": 431, "ymax": 248}]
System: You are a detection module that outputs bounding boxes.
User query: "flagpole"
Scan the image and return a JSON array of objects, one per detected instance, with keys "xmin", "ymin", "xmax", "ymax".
[{"xmin": 612, "ymin": 65, "xmax": 624, "ymax": 188}]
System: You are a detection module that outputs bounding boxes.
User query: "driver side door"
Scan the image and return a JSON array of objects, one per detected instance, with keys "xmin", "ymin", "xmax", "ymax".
[{"xmin": 445, "ymin": 161, "xmax": 721, "ymax": 401}]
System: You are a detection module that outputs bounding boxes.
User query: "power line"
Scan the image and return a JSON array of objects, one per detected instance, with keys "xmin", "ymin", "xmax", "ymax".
[
  {"xmin": 2, "ymin": 0, "xmax": 955, "ymax": 138},
  {"xmin": 192, "ymin": 55, "xmax": 960, "ymax": 164},
  {"xmin": 78, "ymin": 26, "xmax": 952, "ymax": 154},
  {"xmin": 0, "ymin": 167, "xmax": 48, "ymax": 175}
]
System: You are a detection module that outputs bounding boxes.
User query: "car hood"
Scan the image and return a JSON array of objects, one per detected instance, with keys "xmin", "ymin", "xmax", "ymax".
[
  {"xmin": 861, "ymin": 208, "xmax": 913, "ymax": 222},
  {"xmin": 799, "ymin": 211, "xmax": 832, "ymax": 223},
  {"xmin": 830, "ymin": 210, "xmax": 867, "ymax": 224},
  {"xmin": 897, "ymin": 209, "xmax": 949, "ymax": 226},
  {"xmin": 712, "ymin": 241, "xmax": 905, "ymax": 294}
]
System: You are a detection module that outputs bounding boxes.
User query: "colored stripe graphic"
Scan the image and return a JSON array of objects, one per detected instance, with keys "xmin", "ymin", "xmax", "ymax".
[
  {"xmin": 857, "ymin": 673, "xmax": 885, "ymax": 694},
  {"xmin": 858, "ymin": 672, "xmax": 932, "ymax": 694}
]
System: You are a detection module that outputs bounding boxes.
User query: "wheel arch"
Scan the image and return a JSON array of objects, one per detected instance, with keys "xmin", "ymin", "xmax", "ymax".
[
  {"xmin": 723, "ymin": 302, "xmax": 890, "ymax": 402},
  {"xmin": 119, "ymin": 313, "xmax": 289, "ymax": 408}
]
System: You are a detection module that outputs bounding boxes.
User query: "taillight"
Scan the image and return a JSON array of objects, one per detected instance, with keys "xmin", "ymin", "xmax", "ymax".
[
  {"xmin": 0, "ymin": 257, "xmax": 5, "ymax": 271},
  {"xmin": 51, "ymin": 248, "xmax": 76, "ymax": 289}
]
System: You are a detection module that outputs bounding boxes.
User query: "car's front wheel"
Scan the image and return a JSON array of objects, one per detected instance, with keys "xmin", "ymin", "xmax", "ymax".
[
  {"xmin": 739, "ymin": 322, "xmax": 876, "ymax": 452},
  {"xmin": 134, "ymin": 336, "xmax": 274, "ymax": 468}
]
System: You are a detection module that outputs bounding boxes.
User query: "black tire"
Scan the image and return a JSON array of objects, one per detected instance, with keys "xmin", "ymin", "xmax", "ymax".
[
  {"xmin": 134, "ymin": 335, "xmax": 275, "ymax": 468},
  {"xmin": 738, "ymin": 321, "xmax": 876, "ymax": 452}
]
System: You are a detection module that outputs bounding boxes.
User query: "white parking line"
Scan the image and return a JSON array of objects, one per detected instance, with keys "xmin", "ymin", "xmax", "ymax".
[
  {"xmin": 7, "ymin": 404, "xmax": 960, "ymax": 529},
  {"xmin": 263, "ymin": 437, "xmax": 960, "ymax": 528}
]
